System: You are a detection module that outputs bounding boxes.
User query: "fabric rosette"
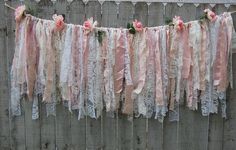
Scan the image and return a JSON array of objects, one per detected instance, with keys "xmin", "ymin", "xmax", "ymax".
[
  {"xmin": 52, "ymin": 14, "xmax": 65, "ymax": 31},
  {"xmin": 83, "ymin": 17, "xmax": 98, "ymax": 34},
  {"xmin": 127, "ymin": 19, "xmax": 143, "ymax": 34},
  {"xmin": 204, "ymin": 9, "xmax": 217, "ymax": 22},
  {"xmin": 15, "ymin": 5, "xmax": 26, "ymax": 22},
  {"xmin": 173, "ymin": 16, "xmax": 184, "ymax": 31}
]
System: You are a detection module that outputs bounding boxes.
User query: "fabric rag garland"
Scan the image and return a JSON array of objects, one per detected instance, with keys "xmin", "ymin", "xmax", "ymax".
[{"xmin": 11, "ymin": 6, "xmax": 235, "ymax": 122}]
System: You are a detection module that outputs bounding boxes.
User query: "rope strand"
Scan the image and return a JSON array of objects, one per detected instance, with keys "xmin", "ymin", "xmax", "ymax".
[{"xmin": 4, "ymin": 2, "xmax": 16, "ymax": 11}]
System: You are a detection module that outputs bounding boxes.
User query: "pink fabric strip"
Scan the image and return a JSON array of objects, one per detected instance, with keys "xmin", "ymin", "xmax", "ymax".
[
  {"xmin": 218, "ymin": 17, "xmax": 229, "ymax": 91},
  {"xmin": 199, "ymin": 23, "xmax": 207, "ymax": 91},
  {"xmin": 17, "ymin": 18, "xmax": 28, "ymax": 85},
  {"xmin": 155, "ymin": 29, "xmax": 164, "ymax": 106},
  {"xmin": 213, "ymin": 18, "xmax": 223, "ymax": 87},
  {"xmin": 123, "ymin": 31, "xmax": 134, "ymax": 115},
  {"xmin": 43, "ymin": 23, "xmax": 54, "ymax": 102},
  {"xmin": 83, "ymin": 30, "xmax": 90, "ymax": 102},
  {"xmin": 182, "ymin": 25, "xmax": 191, "ymax": 79},
  {"xmin": 224, "ymin": 13, "xmax": 234, "ymax": 89},
  {"xmin": 114, "ymin": 29, "xmax": 125, "ymax": 94},
  {"xmin": 70, "ymin": 26, "xmax": 80, "ymax": 109},
  {"xmin": 25, "ymin": 18, "xmax": 38, "ymax": 101},
  {"xmin": 168, "ymin": 27, "xmax": 177, "ymax": 110},
  {"xmin": 132, "ymin": 29, "xmax": 148, "ymax": 96}
]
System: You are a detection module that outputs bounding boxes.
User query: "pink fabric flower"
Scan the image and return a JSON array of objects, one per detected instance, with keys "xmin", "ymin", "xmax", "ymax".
[
  {"xmin": 52, "ymin": 14, "xmax": 65, "ymax": 31},
  {"xmin": 83, "ymin": 17, "xmax": 98, "ymax": 34},
  {"xmin": 204, "ymin": 9, "xmax": 217, "ymax": 22},
  {"xmin": 15, "ymin": 5, "xmax": 26, "ymax": 22},
  {"xmin": 84, "ymin": 20, "xmax": 92, "ymax": 30},
  {"xmin": 173, "ymin": 16, "xmax": 184, "ymax": 31},
  {"xmin": 133, "ymin": 20, "xmax": 143, "ymax": 32}
]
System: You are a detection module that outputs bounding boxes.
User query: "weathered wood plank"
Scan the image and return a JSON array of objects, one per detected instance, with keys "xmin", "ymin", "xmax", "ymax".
[
  {"xmin": 192, "ymin": 5, "xmax": 209, "ymax": 150},
  {"xmin": 148, "ymin": 2, "xmax": 164, "ymax": 27},
  {"xmin": 146, "ymin": 3, "xmax": 164, "ymax": 150},
  {"xmin": 22, "ymin": 1, "xmax": 41, "ymax": 150},
  {"xmin": 163, "ymin": 3, "xmax": 179, "ymax": 150},
  {"xmin": 40, "ymin": 103, "xmax": 56, "ymax": 150},
  {"xmin": 53, "ymin": 2, "xmax": 73, "ymax": 150},
  {"xmin": 118, "ymin": 2, "xmax": 134, "ymax": 28},
  {"xmin": 133, "ymin": 2, "xmax": 148, "ymax": 150},
  {"xmin": 85, "ymin": 1, "xmax": 103, "ymax": 149},
  {"xmin": 172, "ymin": 3, "xmax": 197, "ymax": 150},
  {"xmin": 0, "ymin": 7, "xmax": 11, "ymax": 150},
  {"xmin": 69, "ymin": 0, "xmax": 85, "ymax": 25},
  {"xmin": 35, "ymin": 3, "xmax": 57, "ymax": 150},
  {"xmin": 70, "ymin": 112, "xmax": 86, "ymax": 150},
  {"xmin": 24, "ymin": 100, "xmax": 41, "ymax": 150},
  {"xmin": 207, "ymin": 5, "xmax": 227, "ymax": 150},
  {"xmin": 69, "ymin": 1, "xmax": 87, "ymax": 150},
  {"xmin": 117, "ymin": 2, "xmax": 134, "ymax": 150},
  {"xmin": 101, "ymin": 1, "xmax": 118, "ymax": 150},
  {"xmin": 8, "ymin": 1, "xmax": 27, "ymax": 150},
  {"xmin": 223, "ymin": 53, "xmax": 236, "ymax": 150},
  {"xmin": 1, "ymin": 1, "xmax": 13, "ymax": 150},
  {"xmin": 101, "ymin": 1, "xmax": 117, "ymax": 27},
  {"xmin": 55, "ymin": 105, "xmax": 72, "ymax": 150},
  {"xmin": 223, "ymin": 6, "xmax": 236, "ymax": 150}
]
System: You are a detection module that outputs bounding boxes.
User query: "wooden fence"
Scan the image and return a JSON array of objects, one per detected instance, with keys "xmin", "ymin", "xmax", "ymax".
[{"xmin": 1, "ymin": 0, "xmax": 236, "ymax": 149}]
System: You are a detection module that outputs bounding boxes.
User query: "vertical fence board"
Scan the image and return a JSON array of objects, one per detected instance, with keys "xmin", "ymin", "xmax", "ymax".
[
  {"xmin": 40, "ymin": 105, "xmax": 56, "ymax": 150},
  {"xmin": 24, "ymin": 101, "xmax": 41, "ymax": 150},
  {"xmin": 133, "ymin": 2, "xmax": 148, "ymax": 150},
  {"xmin": 207, "ymin": 4, "xmax": 227, "ymax": 150},
  {"xmin": 9, "ymin": 1, "xmax": 26, "ymax": 150},
  {"xmin": 173, "ymin": 4, "xmax": 197, "ymax": 150},
  {"xmin": 69, "ymin": 1, "xmax": 87, "ymax": 150},
  {"xmin": 101, "ymin": 1, "xmax": 118, "ymax": 150},
  {"xmin": 118, "ymin": 2, "xmax": 134, "ymax": 27},
  {"xmin": 69, "ymin": 0, "xmax": 85, "ymax": 25},
  {"xmin": 54, "ymin": 2, "xmax": 73, "ymax": 150},
  {"xmin": 223, "ymin": 7, "xmax": 236, "ymax": 150},
  {"xmin": 223, "ymin": 54, "xmax": 236, "ymax": 150},
  {"xmin": 117, "ymin": 2, "xmax": 134, "ymax": 150},
  {"xmin": 0, "ymin": 5, "xmax": 11, "ymax": 150},
  {"xmin": 85, "ymin": 1, "xmax": 103, "ymax": 149},
  {"xmin": 162, "ymin": 3, "xmax": 179, "ymax": 150},
  {"xmin": 1, "ymin": 1, "xmax": 12, "ymax": 150},
  {"xmin": 192, "ymin": 5, "xmax": 210, "ymax": 150},
  {"xmin": 23, "ymin": 2, "xmax": 41, "ymax": 150},
  {"xmin": 146, "ymin": 3, "xmax": 164, "ymax": 150},
  {"xmin": 36, "ymin": 3, "xmax": 57, "ymax": 150}
]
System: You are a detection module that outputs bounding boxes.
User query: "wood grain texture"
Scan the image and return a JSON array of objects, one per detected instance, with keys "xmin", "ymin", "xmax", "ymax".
[
  {"xmin": 40, "ymin": 102, "xmax": 56, "ymax": 150},
  {"xmin": 207, "ymin": 5, "xmax": 228, "ymax": 150},
  {"xmin": 68, "ymin": 2, "xmax": 87, "ymax": 150},
  {"xmin": 1, "ymin": 1, "xmax": 13, "ymax": 150},
  {"xmin": 223, "ymin": 44, "xmax": 236, "ymax": 150},
  {"xmin": 24, "ymin": 100, "xmax": 41, "ymax": 150},
  {"xmin": 223, "ymin": 7, "xmax": 236, "ymax": 150},
  {"xmin": 146, "ymin": 3, "xmax": 164, "ymax": 150},
  {"xmin": 0, "ymin": 7, "xmax": 11, "ymax": 150},
  {"xmin": 101, "ymin": 1, "xmax": 118, "ymax": 150},
  {"xmin": 133, "ymin": 2, "xmax": 148, "ymax": 150},
  {"xmin": 162, "ymin": 3, "xmax": 179, "ymax": 150},
  {"xmin": 9, "ymin": 1, "xmax": 27, "ymax": 150},
  {"xmin": 85, "ymin": 1, "xmax": 103, "ymax": 149},
  {"xmin": 54, "ymin": 2, "xmax": 74, "ymax": 150},
  {"xmin": 117, "ymin": 2, "xmax": 134, "ymax": 150}
]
